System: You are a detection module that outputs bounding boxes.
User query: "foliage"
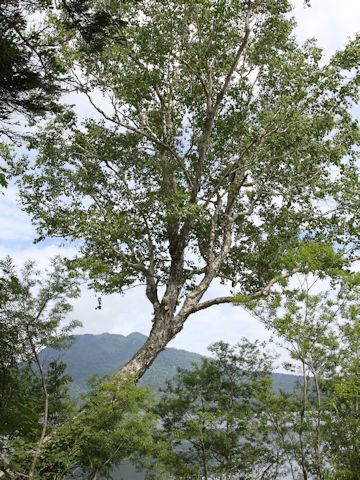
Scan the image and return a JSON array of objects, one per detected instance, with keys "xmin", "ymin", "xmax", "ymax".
[
  {"xmin": 256, "ymin": 278, "xmax": 360, "ymax": 480},
  {"xmin": 0, "ymin": 262, "xmax": 157, "ymax": 480},
  {"xmin": 153, "ymin": 339, "xmax": 280, "ymax": 480},
  {"xmin": 1, "ymin": 282, "xmax": 359, "ymax": 480},
  {"xmin": 0, "ymin": 142, "xmax": 12, "ymax": 189},
  {"xmin": 2, "ymin": 0, "xmax": 359, "ymax": 472},
  {"xmin": 322, "ymin": 288, "xmax": 360, "ymax": 480},
  {"xmin": 34, "ymin": 376, "xmax": 157, "ymax": 480},
  {"xmin": 0, "ymin": 259, "xmax": 21, "ymax": 308},
  {"xmin": 0, "ymin": 0, "xmax": 63, "ymax": 139},
  {"xmin": 0, "ymin": 256, "xmax": 81, "ymax": 361},
  {"xmin": 58, "ymin": 0, "xmax": 128, "ymax": 52},
  {"xmin": 0, "ymin": 361, "xmax": 73, "ymax": 444}
]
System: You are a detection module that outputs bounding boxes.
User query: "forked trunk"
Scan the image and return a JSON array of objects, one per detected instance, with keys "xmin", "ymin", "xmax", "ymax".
[{"xmin": 116, "ymin": 228, "xmax": 232, "ymax": 382}]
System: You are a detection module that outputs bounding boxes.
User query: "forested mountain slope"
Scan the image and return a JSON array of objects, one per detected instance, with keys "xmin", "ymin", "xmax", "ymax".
[{"xmin": 41, "ymin": 332, "xmax": 299, "ymax": 395}]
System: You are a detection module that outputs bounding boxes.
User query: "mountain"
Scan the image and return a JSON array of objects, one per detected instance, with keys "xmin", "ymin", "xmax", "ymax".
[
  {"xmin": 41, "ymin": 332, "xmax": 299, "ymax": 395},
  {"xmin": 41, "ymin": 332, "xmax": 203, "ymax": 395},
  {"xmin": 41, "ymin": 333, "xmax": 299, "ymax": 480}
]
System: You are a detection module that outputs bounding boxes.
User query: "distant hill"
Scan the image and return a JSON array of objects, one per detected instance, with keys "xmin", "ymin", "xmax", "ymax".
[
  {"xmin": 41, "ymin": 333, "xmax": 299, "ymax": 479},
  {"xmin": 41, "ymin": 332, "xmax": 299, "ymax": 395}
]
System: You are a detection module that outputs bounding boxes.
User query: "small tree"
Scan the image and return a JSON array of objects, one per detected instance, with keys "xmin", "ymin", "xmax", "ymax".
[
  {"xmin": 36, "ymin": 376, "xmax": 157, "ymax": 480},
  {"xmin": 0, "ymin": 256, "xmax": 80, "ymax": 479},
  {"xmin": 0, "ymin": 257, "xmax": 158, "ymax": 479},
  {"xmin": 154, "ymin": 339, "xmax": 280, "ymax": 480},
  {"xmin": 255, "ymin": 277, "xmax": 359, "ymax": 480},
  {"xmin": 17, "ymin": 0, "xmax": 359, "ymax": 380},
  {"xmin": 322, "ymin": 286, "xmax": 360, "ymax": 480}
]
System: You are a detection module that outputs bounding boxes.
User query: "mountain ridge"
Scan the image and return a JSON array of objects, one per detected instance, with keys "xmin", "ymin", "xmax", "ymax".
[{"xmin": 41, "ymin": 332, "xmax": 299, "ymax": 395}]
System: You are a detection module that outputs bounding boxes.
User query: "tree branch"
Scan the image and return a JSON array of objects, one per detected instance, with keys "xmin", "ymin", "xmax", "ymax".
[
  {"xmin": 213, "ymin": 5, "xmax": 252, "ymax": 115},
  {"xmin": 190, "ymin": 295, "xmax": 235, "ymax": 313},
  {"xmin": 76, "ymin": 81, "xmax": 193, "ymax": 188},
  {"xmin": 190, "ymin": 3, "xmax": 252, "ymax": 202},
  {"xmin": 26, "ymin": 325, "xmax": 49, "ymax": 479},
  {"xmin": 189, "ymin": 268, "xmax": 301, "ymax": 315}
]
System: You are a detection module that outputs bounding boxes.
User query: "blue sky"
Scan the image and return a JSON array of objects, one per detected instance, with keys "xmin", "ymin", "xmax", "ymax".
[{"xmin": 1, "ymin": 0, "xmax": 359, "ymax": 365}]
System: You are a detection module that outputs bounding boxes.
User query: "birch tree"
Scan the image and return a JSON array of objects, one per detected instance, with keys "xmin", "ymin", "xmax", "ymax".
[{"xmin": 17, "ymin": 0, "xmax": 359, "ymax": 380}]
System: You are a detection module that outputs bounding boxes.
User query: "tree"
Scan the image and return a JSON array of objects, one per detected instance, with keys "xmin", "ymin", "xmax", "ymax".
[
  {"xmin": 0, "ymin": 0, "xmax": 128, "ymax": 188},
  {"xmin": 0, "ymin": 0, "xmax": 129, "ymax": 125},
  {"xmin": 59, "ymin": 0, "xmax": 128, "ymax": 52},
  {"xmin": 0, "ymin": 0, "xmax": 59, "ymax": 190},
  {"xmin": 16, "ymin": 0, "xmax": 360, "ymax": 380},
  {"xmin": 254, "ymin": 277, "xmax": 360, "ymax": 480},
  {"xmin": 153, "ymin": 340, "xmax": 280, "ymax": 480},
  {"xmin": 322, "ymin": 286, "xmax": 360, "ymax": 480},
  {"xmin": 24, "ymin": 376, "xmax": 157, "ymax": 480},
  {"xmin": 264, "ymin": 288, "xmax": 339, "ymax": 480},
  {"xmin": 0, "ymin": 0, "xmax": 62, "ymax": 140},
  {"xmin": 0, "ymin": 257, "xmax": 158, "ymax": 479},
  {"xmin": 0, "ymin": 256, "xmax": 80, "ymax": 479},
  {"xmin": 0, "ymin": 259, "xmax": 21, "ymax": 307}
]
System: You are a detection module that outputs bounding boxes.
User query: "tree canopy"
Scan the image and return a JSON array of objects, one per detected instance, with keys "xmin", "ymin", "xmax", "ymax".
[
  {"xmin": 16, "ymin": 0, "xmax": 360, "ymax": 379},
  {"xmin": 155, "ymin": 340, "xmax": 278, "ymax": 480},
  {"xmin": 0, "ymin": 0, "xmax": 62, "ymax": 138},
  {"xmin": 0, "ymin": 0, "xmax": 128, "ymax": 187}
]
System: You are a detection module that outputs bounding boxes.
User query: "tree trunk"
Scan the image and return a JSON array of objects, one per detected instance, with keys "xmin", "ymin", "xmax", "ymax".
[
  {"xmin": 115, "ymin": 312, "xmax": 184, "ymax": 381},
  {"xmin": 116, "ymin": 221, "xmax": 233, "ymax": 382}
]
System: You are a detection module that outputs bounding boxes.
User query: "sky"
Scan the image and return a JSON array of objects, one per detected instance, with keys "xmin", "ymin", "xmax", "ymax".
[{"xmin": 1, "ymin": 0, "xmax": 359, "ymax": 365}]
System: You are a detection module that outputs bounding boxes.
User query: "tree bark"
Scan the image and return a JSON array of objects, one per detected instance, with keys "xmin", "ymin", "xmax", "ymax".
[{"xmin": 115, "ymin": 311, "xmax": 185, "ymax": 381}]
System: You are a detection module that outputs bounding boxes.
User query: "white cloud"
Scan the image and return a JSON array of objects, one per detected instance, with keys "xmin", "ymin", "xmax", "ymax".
[
  {"xmin": 0, "ymin": 185, "xmax": 35, "ymax": 241},
  {"xmin": 0, "ymin": 243, "xmax": 77, "ymax": 270},
  {"xmin": 293, "ymin": 0, "xmax": 360, "ymax": 56},
  {"xmin": 71, "ymin": 286, "xmax": 153, "ymax": 337},
  {"xmin": 169, "ymin": 303, "xmax": 269, "ymax": 354}
]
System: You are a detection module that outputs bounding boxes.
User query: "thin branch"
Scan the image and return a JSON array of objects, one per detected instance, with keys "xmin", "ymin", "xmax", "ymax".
[
  {"xmin": 181, "ymin": 58, "xmax": 211, "ymax": 108},
  {"xmin": 213, "ymin": 5, "xmax": 252, "ymax": 116},
  {"xmin": 190, "ymin": 295, "xmax": 235, "ymax": 313},
  {"xmin": 0, "ymin": 452, "xmax": 30, "ymax": 478},
  {"xmin": 189, "ymin": 268, "xmax": 301, "ymax": 315},
  {"xmin": 69, "ymin": 140, "xmax": 161, "ymax": 310},
  {"xmin": 26, "ymin": 325, "xmax": 49, "ymax": 479},
  {"xmin": 191, "ymin": 2, "xmax": 252, "ymax": 202},
  {"xmin": 75, "ymin": 77, "xmax": 193, "ymax": 188},
  {"xmin": 207, "ymin": 194, "xmax": 223, "ymax": 262}
]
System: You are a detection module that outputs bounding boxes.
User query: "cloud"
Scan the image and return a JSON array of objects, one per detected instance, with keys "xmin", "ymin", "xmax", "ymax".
[
  {"xmin": 0, "ymin": 185, "xmax": 35, "ymax": 242},
  {"xmin": 0, "ymin": 243, "xmax": 77, "ymax": 269},
  {"xmin": 293, "ymin": 0, "xmax": 360, "ymax": 57},
  {"xmin": 169, "ymin": 303, "xmax": 269, "ymax": 354},
  {"xmin": 71, "ymin": 286, "xmax": 153, "ymax": 337}
]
